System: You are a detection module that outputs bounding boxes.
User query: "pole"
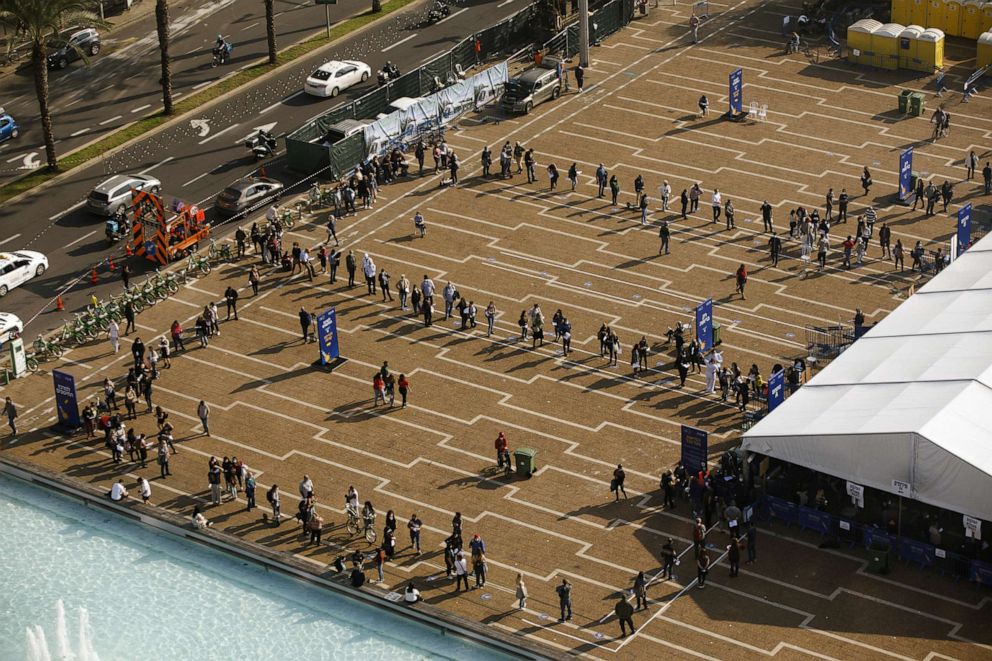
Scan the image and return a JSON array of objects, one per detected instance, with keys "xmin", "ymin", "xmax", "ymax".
[
  {"xmin": 578, "ymin": 0, "xmax": 590, "ymax": 67},
  {"xmin": 897, "ymin": 495, "xmax": 902, "ymax": 542},
  {"xmin": 325, "ymin": 5, "xmax": 331, "ymax": 39}
]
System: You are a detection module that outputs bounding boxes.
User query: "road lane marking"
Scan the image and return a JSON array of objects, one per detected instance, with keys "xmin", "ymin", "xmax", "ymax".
[
  {"xmin": 192, "ymin": 79, "xmax": 214, "ymax": 90},
  {"xmin": 98, "ymin": 115, "xmax": 123, "ymax": 125},
  {"xmin": 199, "ymin": 123, "xmax": 240, "ymax": 144},
  {"xmin": 183, "ymin": 172, "xmax": 210, "ymax": 187},
  {"xmin": 0, "ymin": 233, "xmax": 21, "ymax": 246},
  {"xmin": 70, "ymin": 128, "xmax": 89, "ymax": 137},
  {"xmin": 241, "ymin": 21, "xmax": 259, "ymax": 31},
  {"xmin": 48, "ymin": 201, "xmax": 86, "ymax": 221},
  {"xmin": 381, "ymin": 33, "xmax": 417, "ymax": 52},
  {"xmin": 137, "ymin": 156, "xmax": 174, "ymax": 176},
  {"xmin": 131, "ymin": 104, "xmax": 152, "ymax": 113},
  {"xmin": 59, "ymin": 230, "xmax": 97, "ymax": 251},
  {"xmin": 5, "ymin": 153, "xmax": 23, "ymax": 163},
  {"xmin": 497, "ymin": 0, "xmax": 514, "ymax": 6},
  {"xmin": 259, "ymin": 91, "xmax": 305, "ymax": 115},
  {"xmin": 437, "ymin": 7, "xmax": 469, "ymax": 24}
]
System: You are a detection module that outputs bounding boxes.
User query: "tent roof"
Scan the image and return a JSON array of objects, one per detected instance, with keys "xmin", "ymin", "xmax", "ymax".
[{"xmin": 743, "ymin": 236, "xmax": 992, "ymax": 520}]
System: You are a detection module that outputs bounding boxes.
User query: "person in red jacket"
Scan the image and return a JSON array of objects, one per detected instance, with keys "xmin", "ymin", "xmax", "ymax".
[
  {"xmin": 735, "ymin": 264, "xmax": 748, "ymax": 300},
  {"xmin": 495, "ymin": 432, "xmax": 510, "ymax": 471}
]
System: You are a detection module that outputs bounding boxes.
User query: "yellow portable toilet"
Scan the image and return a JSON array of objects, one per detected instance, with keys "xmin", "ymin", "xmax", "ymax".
[
  {"xmin": 892, "ymin": 0, "xmax": 911, "ymax": 24},
  {"xmin": 873, "ymin": 23, "xmax": 905, "ymax": 68},
  {"xmin": 848, "ymin": 19, "xmax": 883, "ymax": 67},
  {"xmin": 899, "ymin": 24, "xmax": 924, "ymax": 68},
  {"xmin": 961, "ymin": 0, "xmax": 984, "ymax": 37},
  {"xmin": 918, "ymin": 28, "xmax": 945, "ymax": 71},
  {"xmin": 909, "ymin": 0, "xmax": 929, "ymax": 25},
  {"xmin": 943, "ymin": 0, "xmax": 963, "ymax": 34},
  {"xmin": 981, "ymin": 2, "xmax": 992, "ymax": 33},
  {"xmin": 979, "ymin": 31, "xmax": 992, "ymax": 68},
  {"xmin": 927, "ymin": 0, "xmax": 945, "ymax": 29}
]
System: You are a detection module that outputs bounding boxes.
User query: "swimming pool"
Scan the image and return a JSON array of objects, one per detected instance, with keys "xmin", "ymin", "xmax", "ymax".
[{"xmin": 0, "ymin": 474, "xmax": 512, "ymax": 661}]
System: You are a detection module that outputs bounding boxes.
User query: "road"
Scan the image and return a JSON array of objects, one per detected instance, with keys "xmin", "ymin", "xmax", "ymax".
[{"xmin": 0, "ymin": 0, "xmax": 532, "ymax": 339}]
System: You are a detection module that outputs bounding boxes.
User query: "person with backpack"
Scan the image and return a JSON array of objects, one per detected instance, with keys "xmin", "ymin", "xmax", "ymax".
[{"xmin": 267, "ymin": 485, "xmax": 280, "ymax": 524}]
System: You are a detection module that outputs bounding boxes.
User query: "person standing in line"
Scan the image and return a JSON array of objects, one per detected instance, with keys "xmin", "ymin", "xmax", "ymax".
[
  {"xmin": 633, "ymin": 571, "xmax": 648, "ymax": 611},
  {"xmin": 397, "ymin": 274, "xmax": 410, "ymax": 311},
  {"xmin": 658, "ymin": 220, "xmax": 670, "ymax": 255},
  {"xmin": 697, "ymin": 548, "xmax": 711, "ymax": 588},
  {"xmin": 516, "ymin": 574, "xmax": 528, "ymax": 609},
  {"xmin": 108, "ymin": 319, "xmax": 120, "ymax": 353},
  {"xmin": 612, "ymin": 464, "xmax": 628, "ymax": 501},
  {"xmin": 197, "ymin": 400, "xmax": 210, "ymax": 437},
  {"xmin": 245, "ymin": 471, "xmax": 257, "ymax": 512},
  {"xmin": 379, "ymin": 268, "xmax": 393, "ymax": 302},
  {"xmin": 557, "ymin": 579, "xmax": 573, "ymax": 621},
  {"xmin": 615, "ymin": 594, "xmax": 636, "ymax": 637},
  {"xmin": 208, "ymin": 462, "xmax": 222, "ymax": 506},
  {"xmin": 362, "ymin": 254, "xmax": 377, "ymax": 295},
  {"xmin": 346, "ymin": 250, "xmax": 357, "ymax": 288}
]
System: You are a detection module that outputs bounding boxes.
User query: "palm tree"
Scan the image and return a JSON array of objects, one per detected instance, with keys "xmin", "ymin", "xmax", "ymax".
[
  {"xmin": 0, "ymin": 0, "xmax": 101, "ymax": 170},
  {"xmin": 372, "ymin": 0, "xmax": 382, "ymax": 12},
  {"xmin": 156, "ymin": 0, "xmax": 173, "ymax": 115},
  {"xmin": 264, "ymin": 0, "xmax": 276, "ymax": 64}
]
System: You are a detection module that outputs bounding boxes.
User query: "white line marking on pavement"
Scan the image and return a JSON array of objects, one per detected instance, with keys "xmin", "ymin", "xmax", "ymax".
[
  {"xmin": 131, "ymin": 104, "xmax": 152, "ymax": 113},
  {"xmin": 183, "ymin": 172, "xmax": 210, "ymax": 187},
  {"xmin": 192, "ymin": 79, "xmax": 214, "ymax": 91},
  {"xmin": 0, "ymin": 233, "xmax": 21, "ymax": 246},
  {"xmin": 138, "ymin": 156, "xmax": 174, "ymax": 176},
  {"xmin": 59, "ymin": 230, "xmax": 96, "ymax": 251},
  {"xmin": 241, "ymin": 21, "xmax": 259, "ymax": 31},
  {"xmin": 98, "ymin": 115, "xmax": 123, "ymax": 125},
  {"xmin": 437, "ymin": 7, "xmax": 468, "ymax": 24},
  {"xmin": 48, "ymin": 201, "xmax": 86, "ymax": 221},
  {"xmin": 497, "ymin": 0, "xmax": 514, "ymax": 6},
  {"xmin": 259, "ymin": 90, "xmax": 304, "ymax": 115},
  {"xmin": 382, "ymin": 34, "xmax": 416, "ymax": 52},
  {"xmin": 183, "ymin": 46, "xmax": 200, "ymax": 55},
  {"xmin": 199, "ymin": 123, "xmax": 240, "ymax": 144},
  {"xmin": 70, "ymin": 128, "xmax": 89, "ymax": 137},
  {"xmin": 5, "ymin": 153, "xmax": 23, "ymax": 163}
]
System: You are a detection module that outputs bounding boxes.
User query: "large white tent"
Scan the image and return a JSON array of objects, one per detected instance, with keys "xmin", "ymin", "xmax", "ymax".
[{"xmin": 742, "ymin": 235, "xmax": 992, "ymax": 521}]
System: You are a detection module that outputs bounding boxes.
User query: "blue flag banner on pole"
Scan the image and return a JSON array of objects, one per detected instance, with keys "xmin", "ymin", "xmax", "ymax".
[
  {"xmin": 898, "ymin": 148, "xmax": 913, "ymax": 202},
  {"xmin": 767, "ymin": 369, "xmax": 785, "ymax": 412},
  {"xmin": 729, "ymin": 68, "xmax": 743, "ymax": 115},
  {"xmin": 53, "ymin": 369, "xmax": 80, "ymax": 429},
  {"xmin": 957, "ymin": 203, "xmax": 972, "ymax": 255},
  {"xmin": 695, "ymin": 298, "xmax": 713, "ymax": 351},
  {"xmin": 316, "ymin": 308, "xmax": 340, "ymax": 365},
  {"xmin": 681, "ymin": 425, "xmax": 709, "ymax": 473}
]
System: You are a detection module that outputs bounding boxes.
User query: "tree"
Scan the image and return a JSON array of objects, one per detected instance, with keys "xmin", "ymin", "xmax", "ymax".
[
  {"xmin": 0, "ymin": 0, "xmax": 102, "ymax": 170},
  {"xmin": 156, "ymin": 0, "xmax": 173, "ymax": 115},
  {"xmin": 264, "ymin": 0, "xmax": 276, "ymax": 64},
  {"xmin": 372, "ymin": 0, "xmax": 382, "ymax": 12}
]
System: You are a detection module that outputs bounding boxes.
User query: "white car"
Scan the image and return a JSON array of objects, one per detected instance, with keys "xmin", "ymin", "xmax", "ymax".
[
  {"xmin": 0, "ymin": 251, "xmax": 48, "ymax": 297},
  {"xmin": 0, "ymin": 312, "xmax": 22, "ymax": 343},
  {"xmin": 304, "ymin": 60, "xmax": 371, "ymax": 98}
]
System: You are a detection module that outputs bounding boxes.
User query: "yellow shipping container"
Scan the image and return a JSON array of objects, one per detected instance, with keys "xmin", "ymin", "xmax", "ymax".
[
  {"xmin": 944, "ymin": 0, "xmax": 963, "ymax": 34},
  {"xmin": 873, "ymin": 22, "xmax": 905, "ymax": 68},
  {"xmin": 927, "ymin": 0, "xmax": 945, "ymax": 30},
  {"xmin": 892, "ymin": 0, "xmax": 912, "ymax": 24},
  {"xmin": 899, "ymin": 25, "xmax": 925, "ymax": 68},
  {"xmin": 960, "ymin": 0, "xmax": 984, "ymax": 38},
  {"xmin": 848, "ymin": 19, "xmax": 883, "ymax": 67},
  {"xmin": 918, "ymin": 28, "xmax": 946, "ymax": 71},
  {"xmin": 979, "ymin": 31, "xmax": 992, "ymax": 68}
]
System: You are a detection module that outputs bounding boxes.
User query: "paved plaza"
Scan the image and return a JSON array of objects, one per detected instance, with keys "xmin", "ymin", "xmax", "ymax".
[{"xmin": 4, "ymin": 0, "xmax": 992, "ymax": 657}]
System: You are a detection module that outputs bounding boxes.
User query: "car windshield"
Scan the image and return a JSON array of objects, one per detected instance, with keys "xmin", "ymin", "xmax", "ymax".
[
  {"xmin": 12, "ymin": 252, "xmax": 33, "ymax": 260},
  {"xmin": 504, "ymin": 80, "xmax": 534, "ymax": 96},
  {"xmin": 310, "ymin": 69, "xmax": 333, "ymax": 81}
]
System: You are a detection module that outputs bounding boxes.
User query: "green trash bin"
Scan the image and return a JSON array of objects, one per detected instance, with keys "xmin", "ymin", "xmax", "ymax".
[
  {"xmin": 898, "ymin": 89, "xmax": 913, "ymax": 113},
  {"xmin": 712, "ymin": 322, "xmax": 722, "ymax": 347},
  {"xmin": 514, "ymin": 448, "xmax": 537, "ymax": 478},
  {"xmin": 867, "ymin": 541, "xmax": 890, "ymax": 574},
  {"xmin": 909, "ymin": 92, "xmax": 926, "ymax": 117}
]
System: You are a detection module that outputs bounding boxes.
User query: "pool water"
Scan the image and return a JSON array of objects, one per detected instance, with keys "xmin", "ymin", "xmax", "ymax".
[{"xmin": 0, "ymin": 474, "xmax": 511, "ymax": 661}]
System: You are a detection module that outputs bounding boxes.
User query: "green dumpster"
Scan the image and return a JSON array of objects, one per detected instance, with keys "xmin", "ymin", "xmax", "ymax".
[
  {"xmin": 898, "ymin": 89, "xmax": 913, "ymax": 113},
  {"xmin": 514, "ymin": 448, "xmax": 537, "ymax": 478},
  {"xmin": 712, "ymin": 322, "xmax": 722, "ymax": 347},
  {"xmin": 867, "ymin": 541, "xmax": 890, "ymax": 574},
  {"xmin": 909, "ymin": 92, "xmax": 926, "ymax": 117}
]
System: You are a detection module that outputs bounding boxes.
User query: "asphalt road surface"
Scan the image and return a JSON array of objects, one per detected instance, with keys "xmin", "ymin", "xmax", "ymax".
[{"xmin": 0, "ymin": 0, "xmax": 532, "ymax": 340}]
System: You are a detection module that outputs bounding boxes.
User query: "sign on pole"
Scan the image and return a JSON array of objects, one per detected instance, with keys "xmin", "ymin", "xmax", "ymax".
[
  {"xmin": 892, "ymin": 479, "xmax": 911, "ymax": 497},
  {"xmin": 898, "ymin": 147, "xmax": 913, "ymax": 202},
  {"xmin": 957, "ymin": 203, "xmax": 972, "ymax": 256},
  {"xmin": 680, "ymin": 425, "xmax": 708, "ymax": 474},
  {"xmin": 846, "ymin": 481, "xmax": 864, "ymax": 508},
  {"xmin": 695, "ymin": 298, "xmax": 713, "ymax": 351},
  {"xmin": 767, "ymin": 368, "xmax": 785, "ymax": 412},
  {"xmin": 53, "ymin": 370, "xmax": 81, "ymax": 430},
  {"xmin": 728, "ymin": 68, "xmax": 743, "ymax": 115},
  {"xmin": 316, "ymin": 308, "xmax": 340, "ymax": 365}
]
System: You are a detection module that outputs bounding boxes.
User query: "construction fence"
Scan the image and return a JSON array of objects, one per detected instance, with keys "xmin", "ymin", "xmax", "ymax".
[{"xmin": 285, "ymin": 0, "xmax": 637, "ymax": 178}]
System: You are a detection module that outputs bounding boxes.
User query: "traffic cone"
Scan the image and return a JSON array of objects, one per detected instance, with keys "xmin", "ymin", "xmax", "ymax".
[
  {"xmin": 108, "ymin": 256, "xmax": 116, "ymax": 271},
  {"xmin": 56, "ymin": 295, "xmax": 64, "ymax": 311},
  {"xmin": 125, "ymin": 242, "xmax": 133, "ymax": 257},
  {"xmin": 90, "ymin": 268, "xmax": 98, "ymax": 285}
]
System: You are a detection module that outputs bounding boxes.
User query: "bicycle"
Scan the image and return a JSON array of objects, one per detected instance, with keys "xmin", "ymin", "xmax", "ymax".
[
  {"xmin": 185, "ymin": 253, "xmax": 211, "ymax": 277},
  {"xmin": 24, "ymin": 353, "xmax": 39, "ymax": 373},
  {"xmin": 208, "ymin": 239, "xmax": 232, "ymax": 262},
  {"xmin": 32, "ymin": 336, "xmax": 64, "ymax": 360},
  {"xmin": 346, "ymin": 508, "xmax": 377, "ymax": 543}
]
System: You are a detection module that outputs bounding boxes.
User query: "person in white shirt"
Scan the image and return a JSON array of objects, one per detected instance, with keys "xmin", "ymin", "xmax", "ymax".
[
  {"xmin": 346, "ymin": 486, "xmax": 359, "ymax": 516},
  {"xmin": 454, "ymin": 553, "xmax": 470, "ymax": 591},
  {"xmin": 109, "ymin": 479, "xmax": 129, "ymax": 501},
  {"xmin": 192, "ymin": 505, "xmax": 212, "ymax": 529},
  {"xmin": 300, "ymin": 475, "xmax": 314, "ymax": 499},
  {"xmin": 659, "ymin": 180, "xmax": 672, "ymax": 211},
  {"xmin": 108, "ymin": 319, "xmax": 120, "ymax": 353},
  {"xmin": 404, "ymin": 582, "xmax": 422, "ymax": 603},
  {"xmin": 362, "ymin": 254, "xmax": 377, "ymax": 295},
  {"xmin": 138, "ymin": 477, "xmax": 151, "ymax": 503},
  {"xmin": 266, "ymin": 205, "xmax": 278, "ymax": 224},
  {"xmin": 711, "ymin": 189, "xmax": 722, "ymax": 224}
]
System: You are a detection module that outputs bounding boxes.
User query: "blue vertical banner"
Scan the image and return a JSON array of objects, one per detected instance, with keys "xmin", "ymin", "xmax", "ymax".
[
  {"xmin": 680, "ymin": 425, "xmax": 709, "ymax": 473},
  {"xmin": 898, "ymin": 147, "xmax": 913, "ymax": 202},
  {"xmin": 767, "ymin": 368, "xmax": 785, "ymax": 412},
  {"xmin": 729, "ymin": 68, "xmax": 743, "ymax": 115},
  {"xmin": 52, "ymin": 370, "xmax": 80, "ymax": 430},
  {"xmin": 316, "ymin": 307, "xmax": 340, "ymax": 365},
  {"xmin": 957, "ymin": 203, "xmax": 972, "ymax": 255},
  {"xmin": 695, "ymin": 298, "xmax": 713, "ymax": 351}
]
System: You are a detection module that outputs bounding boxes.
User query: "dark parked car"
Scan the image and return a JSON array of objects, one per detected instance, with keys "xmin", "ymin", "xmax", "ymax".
[
  {"xmin": 47, "ymin": 27, "xmax": 101, "ymax": 69},
  {"xmin": 214, "ymin": 177, "xmax": 284, "ymax": 217}
]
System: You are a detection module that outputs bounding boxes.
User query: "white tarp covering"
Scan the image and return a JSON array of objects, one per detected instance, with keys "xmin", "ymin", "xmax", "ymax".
[
  {"xmin": 363, "ymin": 62, "xmax": 508, "ymax": 158},
  {"xmin": 742, "ymin": 234, "xmax": 992, "ymax": 521}
]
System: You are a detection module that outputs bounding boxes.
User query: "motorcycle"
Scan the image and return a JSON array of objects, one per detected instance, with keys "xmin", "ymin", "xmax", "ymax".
[
  {"xmin": 211, "ymin": 42, "xmax": 233, "ymax": 67},
  {"xmin": 424, "ymin": 0, "xmax": 450, "ymax": 25},
  {"xmin": 105, "ymin": 208, "xmax": 131, "ymax": 245},
  {"xmin": 377, "ymin": 63, "xmax": 401, "ymax": 86},
  {"xmin": 245, "ymin": 131, "xmax": 277, "ymax": 160}
]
